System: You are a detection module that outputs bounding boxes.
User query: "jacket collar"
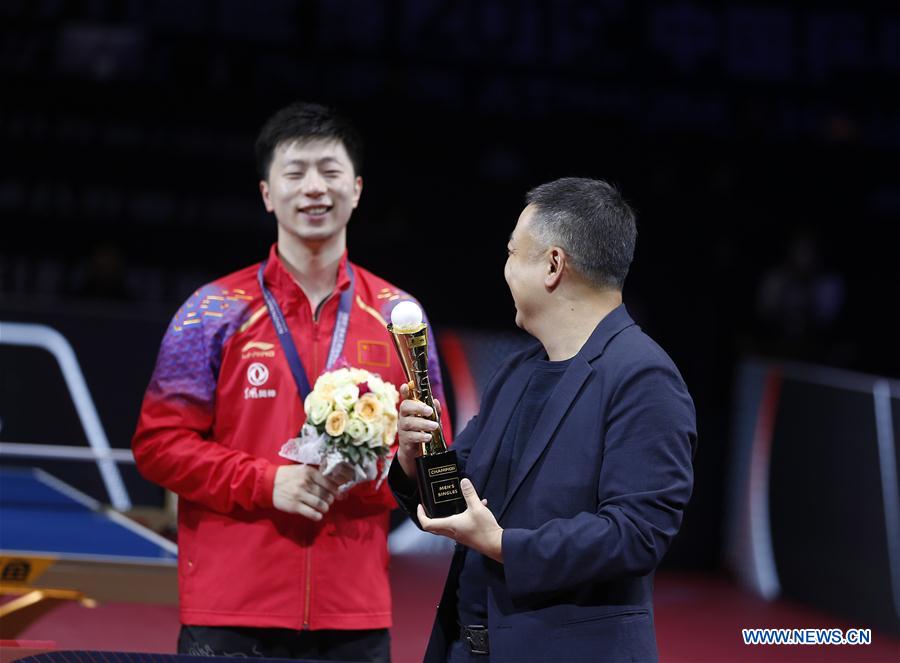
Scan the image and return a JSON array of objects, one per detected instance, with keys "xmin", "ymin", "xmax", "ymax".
[
  {"xmin": 578, "ymin": 303, "xmax": 635, "ymax": 362},
  {"xmin": 261, "ymin": 243, "xmax": 352, "ymax": 301}
]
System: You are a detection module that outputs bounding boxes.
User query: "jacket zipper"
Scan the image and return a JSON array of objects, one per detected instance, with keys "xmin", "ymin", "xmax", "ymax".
[
  {"xmin": 303, "ymin": 304, "xmax": 322, "ymax": 631},
  {"xmin": 312, "ymin": 293, "xmax": 333, "ymax": 323},
  {"xmin": 303, "ymin": 544, "xmax": 312, "ymax": 630},
  {"xmin": 303, "ymin": 290, "xmax": 338, "ymax": 629}
]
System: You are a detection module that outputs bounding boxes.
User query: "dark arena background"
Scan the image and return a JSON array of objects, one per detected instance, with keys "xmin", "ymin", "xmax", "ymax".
[{"xmin": 2, "ymin": 1, "xmax": 900, "ymax": 661}]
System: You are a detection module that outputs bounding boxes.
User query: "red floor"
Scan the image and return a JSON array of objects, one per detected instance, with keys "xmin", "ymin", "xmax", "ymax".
[
  {"xmin": 654, "ymin": 573, "xmax": 900, "ymax": 663},
  {"xmin": 5, "ymin": 560, "xmax": 899, "ymax": 662}
]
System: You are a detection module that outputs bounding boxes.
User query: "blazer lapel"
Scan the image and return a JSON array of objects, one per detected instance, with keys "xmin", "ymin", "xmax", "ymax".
[
  {"xmin": 465, "ymin": 360, "xmax": 534, "ymax": 492},
  {"xmin": 497, "ymin": 357, "xmax": 593, "ymax": 521}
]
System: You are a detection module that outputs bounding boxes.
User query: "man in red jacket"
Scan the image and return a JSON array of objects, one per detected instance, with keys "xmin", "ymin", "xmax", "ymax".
[{"xmin": 133, "ymin": 102, "xmax": 451, "ymax": 661}]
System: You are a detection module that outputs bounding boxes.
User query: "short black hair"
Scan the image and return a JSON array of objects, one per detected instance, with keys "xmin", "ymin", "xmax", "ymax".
[
  {"xmin": 525, "ymin": 177, "xmax": 637, "ymax": 290},
  {"xmin": 254, "ymin": 102, "xmax": 363, "ymax": 180}
]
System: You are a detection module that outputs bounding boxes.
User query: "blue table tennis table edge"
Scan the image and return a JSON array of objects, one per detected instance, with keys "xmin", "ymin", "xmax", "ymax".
[{"xmin": 0, "ymin": 466, "xmax": 177, "ymax": 566}]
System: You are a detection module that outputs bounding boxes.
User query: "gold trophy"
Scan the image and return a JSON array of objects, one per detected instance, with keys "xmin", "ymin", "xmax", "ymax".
[{"xmin": 388, "ymin": 301, "xmax": 466, "ymax": 518}]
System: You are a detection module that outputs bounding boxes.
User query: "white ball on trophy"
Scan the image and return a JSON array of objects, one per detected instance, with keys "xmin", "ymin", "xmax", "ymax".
[{"xmin": 391, "ymin": 300, "xmax": 423, "ymax": 328}]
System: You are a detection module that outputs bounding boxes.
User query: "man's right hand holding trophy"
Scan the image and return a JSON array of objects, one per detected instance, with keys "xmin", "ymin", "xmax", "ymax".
[{"xmin": 389, "ymin": 301, "xmax": 505, "ymax": 563}]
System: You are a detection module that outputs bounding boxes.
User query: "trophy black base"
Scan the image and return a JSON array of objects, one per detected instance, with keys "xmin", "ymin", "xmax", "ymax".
[{"xmin": 415, "ymin": 449, "xmax": 467, "ymax": 518}]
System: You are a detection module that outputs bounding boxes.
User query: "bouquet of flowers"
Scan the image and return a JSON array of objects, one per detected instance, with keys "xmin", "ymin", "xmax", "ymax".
[{"xmin": 279, "ymin": 367, "xmax": 400, "ymax": 489}]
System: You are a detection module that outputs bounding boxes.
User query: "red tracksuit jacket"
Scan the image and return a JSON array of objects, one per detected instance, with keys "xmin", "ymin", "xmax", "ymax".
[{"xmin": 133, "ymin": 244, "xmax": 451, "ymax": 630}]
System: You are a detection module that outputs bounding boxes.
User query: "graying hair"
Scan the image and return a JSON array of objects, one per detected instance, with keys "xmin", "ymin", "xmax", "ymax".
[{"xmin": 526, "ymin": 177, "xmax": 636, "ymax": 290}]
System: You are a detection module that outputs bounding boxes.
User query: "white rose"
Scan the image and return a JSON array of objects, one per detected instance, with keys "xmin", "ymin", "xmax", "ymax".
[
  {"xmin": 315, "ymin": 370, "xmax": 336, "ymax": 387},
  {"xmin": 330, "ymin": 368, "xmax": 352, "ymax": 387},
  {"xmin": 305, "ymin": 393, "xmax": 332, "ymax": 425},
  {"xmin": 350, "ymin": 368, "xmax": 370, "ymax": 384},
  {"xmin": 383, "ymin": 381, "xmax": 399, "ymax": 403},
  {"xmin": 365, "ymin": 420, "xmax": 384, "ymax": 448},
  {"xmin": 346, "ymin": 417, "xmax": 368, "ymax": 446},
  {"xmin": 332, "ymin": 383, "xmax": 360, "ymax": 411},
  {"xmin": 377, "ymin": 392, "xmax": 394, "ymax": 411},
  {"xmin": 315, "ymin": 381, "xmax": 337, "ymax": 400}
]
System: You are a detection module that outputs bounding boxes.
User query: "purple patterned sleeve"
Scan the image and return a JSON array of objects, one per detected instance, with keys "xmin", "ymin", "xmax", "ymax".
[{"xmin": 148, "ymin": 283, "xmax": 253, "ymax": 406}]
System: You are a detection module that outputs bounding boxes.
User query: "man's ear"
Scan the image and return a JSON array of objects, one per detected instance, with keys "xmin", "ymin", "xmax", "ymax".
[
  {"xmin": 544, "ymin": 247, "xmax": 566, "ymax": 291},
  {"xmin": 260, "ymin": 180, "xmax": 274, "ymax": 212}
]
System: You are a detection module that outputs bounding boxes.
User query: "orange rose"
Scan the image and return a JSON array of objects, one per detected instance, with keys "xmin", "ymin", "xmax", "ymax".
[
  {"xmin": 382, "ymin": 413, "xmax": 398, "ymax": 446},
  {"xmin": 325, "ymin": 410, "xmax": 348, "ymax": 436},
  {"xmin": 356, "ymin": 393, "xmax": 384, "ymax": 423}
]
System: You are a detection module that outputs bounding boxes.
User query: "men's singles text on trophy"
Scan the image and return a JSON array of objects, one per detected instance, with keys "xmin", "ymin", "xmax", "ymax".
[{"xmin": 387, "ymin": 301, "xmax": 466, "ymax": 518}]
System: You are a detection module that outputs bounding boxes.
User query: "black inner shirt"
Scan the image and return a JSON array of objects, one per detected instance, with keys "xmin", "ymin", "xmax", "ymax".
[{"xmin": 456, "ymin": 354, "xmax": 573, "ymax": 628}]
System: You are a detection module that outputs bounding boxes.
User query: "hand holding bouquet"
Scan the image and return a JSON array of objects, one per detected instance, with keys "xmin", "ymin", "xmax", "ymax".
[{"xmin": 279, "ymin": 367, "xmax": 400, "ymax": 490}]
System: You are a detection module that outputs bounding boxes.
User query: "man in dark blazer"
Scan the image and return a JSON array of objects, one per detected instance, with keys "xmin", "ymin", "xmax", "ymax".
[{"xmin": 390, "ymin": 177, "xmax": 697, "ymax": 662}]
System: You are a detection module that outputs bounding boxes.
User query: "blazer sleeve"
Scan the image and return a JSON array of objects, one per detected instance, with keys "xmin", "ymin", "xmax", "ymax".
[{"xmin": 502, "ymin": 361, "xmax": 697, "ymax": 604}]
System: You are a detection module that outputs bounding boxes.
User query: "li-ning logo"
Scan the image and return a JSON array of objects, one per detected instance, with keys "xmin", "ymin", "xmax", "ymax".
[
  {"xmin": 428, "ymin": 464, "xmax": 456, "ymax": 478},
  {"xmin": 242, "ymin": 341, "xmax": 275, "ymax": 360}
]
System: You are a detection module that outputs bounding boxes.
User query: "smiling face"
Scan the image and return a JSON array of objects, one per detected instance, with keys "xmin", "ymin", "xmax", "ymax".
[
  {"xmin": 259, "ymin": 138, "xmax": 363, "ymax": 245},
  {"xmin": 504, "ymin": 205, "xmax": 551, "ymax": 333}
]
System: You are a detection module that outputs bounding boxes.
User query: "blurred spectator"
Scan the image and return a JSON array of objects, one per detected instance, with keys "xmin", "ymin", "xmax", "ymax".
[{"xmin": 755, "ymin": 229, "xmax": 846, "ymax": 360}]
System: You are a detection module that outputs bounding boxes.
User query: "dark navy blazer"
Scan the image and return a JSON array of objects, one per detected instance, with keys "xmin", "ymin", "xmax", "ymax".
[{"xmin": 390, "ymin": 305, "xmax": 697, "ymax": 663}]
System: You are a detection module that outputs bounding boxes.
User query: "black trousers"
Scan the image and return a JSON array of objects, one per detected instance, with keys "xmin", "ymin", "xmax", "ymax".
[{"xmin": 178, "ymin": 625, "xmax": 391, "ymax": 662}]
